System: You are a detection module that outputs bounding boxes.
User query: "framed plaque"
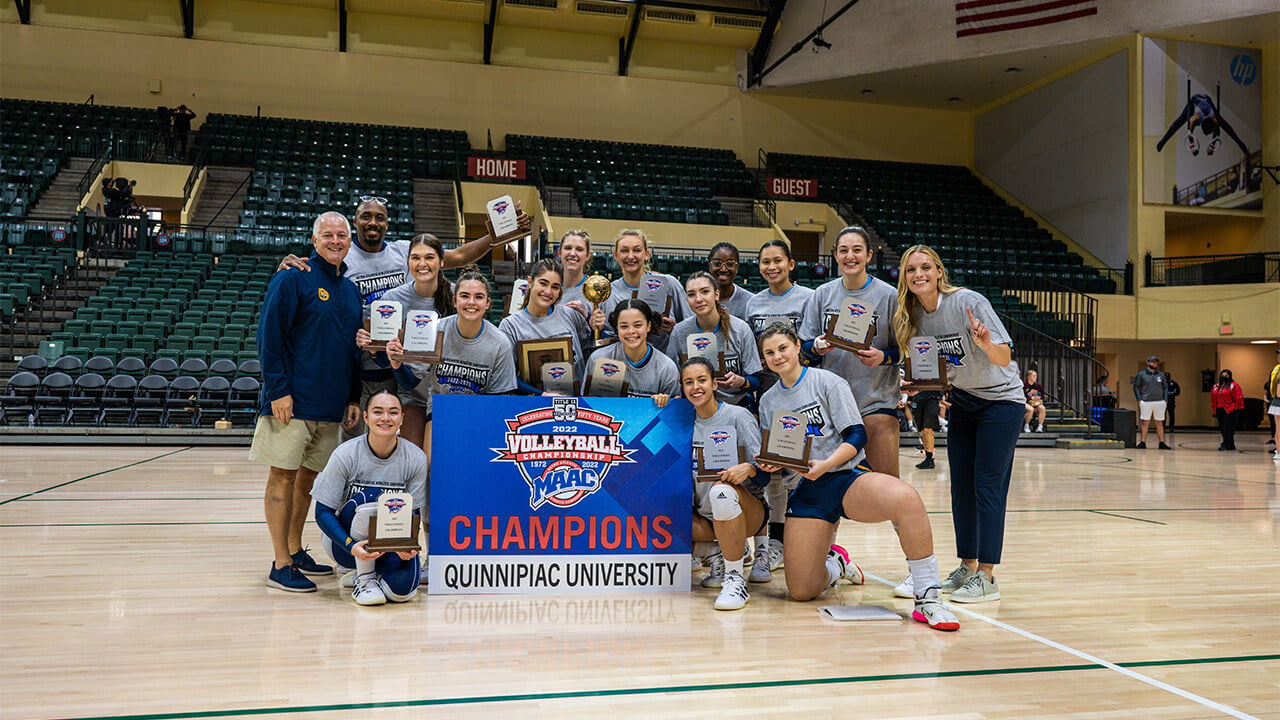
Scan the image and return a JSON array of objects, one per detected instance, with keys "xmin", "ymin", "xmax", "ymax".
[
  {"xmin": 398, "ymin": 310, "xmax": 443, "ymax": 363},
  {"xmin": 630, "ymin": 286, "xmax": 673, "ymax": 322},
  {"xmin": 695, "ymin": 426, "xmax": 746, "ymax": 480},
  {"xmin": 583, "ymin": 356, "xmax": 630, "ymax": 397},
  {"xmin": 540, "ymin": 362, "xmax": 575, "ymax": 395},
  {"xmin": 485, "ymin": 195, "xmax": 526, "ymax": 247},
  {"xmin": 516, "ymin": 337, "xmax": 573, "ymax": 390},
  {"xmin": 506, "ymin": 278, "xmax": 530, "ymax": 317},
  {"xmin": 365, "ymin": 299, "xmax": 403, "ymax": 353},
  {"xmin": 365, "ymin": 491, "xmax": 421, "ymax": 553},
  {"xmin": 904, "ymin": 335, "xmax": 950, "ymax": 391},
  {"xmin": 755, "ymin": 410, "xmax": 813, "ymax": 474},
  {"xmin": 680, "ymin": 332, "xmax": 725, "ymax": 376},
  {"xmin": 824, "ymin": 300, "xmax": 876, "ymax": 351}
]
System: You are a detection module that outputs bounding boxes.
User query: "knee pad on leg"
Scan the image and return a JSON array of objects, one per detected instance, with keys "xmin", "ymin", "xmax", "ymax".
[{"xmin": 709, "ymin": 484, "xmax": 742, "ymax": 522}]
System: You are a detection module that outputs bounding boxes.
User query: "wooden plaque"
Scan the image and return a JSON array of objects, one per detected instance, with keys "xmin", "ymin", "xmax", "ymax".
[
  {"xmin": 365, "ymin": 492, "xmax": 421, "ymax": 553},
  {"xmin": 485, "ymin": 195, "xmax": 526, "ymax": 247},
  {"xmin": 824, "ymin": 301, "xmax": 876, "ymax": 352},
  {"xmin": 516, "ymin": 337, "xmax": 573, "ymax": 390},
  {"xmin": 904, "ymin": 335, "xmax": 951, "ymax": 391}
]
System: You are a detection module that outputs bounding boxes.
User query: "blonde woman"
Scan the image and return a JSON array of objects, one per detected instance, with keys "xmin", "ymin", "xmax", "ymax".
[{"xmin": 596, "ymin": 229, "xmax": 688, "ymax": 353}]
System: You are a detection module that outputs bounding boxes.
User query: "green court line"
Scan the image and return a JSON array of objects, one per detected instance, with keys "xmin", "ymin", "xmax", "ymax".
[
  {"xmin": 0, "ymin": 448, "xmax": 191, "ymax": 507},
  {"xmin": 48, "ymin": 653, "xmax": 1280, "ymax": 720},
  {"xmin": 1086, "ymin": 510, "xmax": 1167, "ymax": 525}
]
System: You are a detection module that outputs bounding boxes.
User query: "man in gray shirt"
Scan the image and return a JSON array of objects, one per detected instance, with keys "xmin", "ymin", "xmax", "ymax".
[{"xmin": 1132, "ymin": 355, "xmax": 1171, "ymax": 449}]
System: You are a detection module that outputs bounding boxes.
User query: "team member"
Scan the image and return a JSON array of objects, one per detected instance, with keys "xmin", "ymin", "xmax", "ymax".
[
  {"xmin": 374, "ymin": 271, "xmax": 517, "ymax": 397},
  {"xmin": 1210, "ymin": 369, "xmax": 1244, "ymax": 452},
  {"xmin": 893, "ymin": 245, "xmax": 1022, "ymax": 604},
  {"xmin": 1132, "ymin": 355, "xmax": 1171, "ymax": 450},
  {"xmin": 666, "ymin": 272, "xmax": 761, "ymax": 408},
  {"xmin": 311, "ymin": 391, "xmax": 427, "ymax": 606},
  {"xmin": 364, "ymin": 233, "xmax": 454, "ymax": 451},
  {"xmin": 556, "ymin": 229, "xmax": 592, "ymax": 311},
  {"xmin": 706, "ymin": 242, "xmax": 755, "ymax": 321},
  {"xmin": 755, "ymin": 324, "xmax": 958, "ymax": 631},
  {"xmin": 683, "ymin": 358, "xmax": 770, "ymax": 610},
  {"xmin": 596, "ymin": 229, "xmax": 688, "ymax": 352},
  {"xmin": 1267, "ymin": 347, "xmax": 1280, "ymax": 460},
  {"xmin": 912, "ymin": 390, "xmax": 944, "ymax": 470},
  {"xmin": 1022, "ymin": 369, "xmax": 1047, "ymax": 433},
  {"xmin": 251, "ymin": 212, "xmax": 362, "ymax": 593},
  {"xmin": 801, "ymin": 227, "xmax": 901, "ymax": 478},
  {"xmin": 499, "ymin": 259, "xmax": 590, "ymax": 394},
  {"xmin": 582, "ymin": 299, "xmax": 679, "ymax": 401},
  {"xmin": 279, "ymin": 198, "xmax": 528, "ymax": 434},
  {"xmin": 745, "ymin": 239, "xmax": 815, "ymax": 568}
]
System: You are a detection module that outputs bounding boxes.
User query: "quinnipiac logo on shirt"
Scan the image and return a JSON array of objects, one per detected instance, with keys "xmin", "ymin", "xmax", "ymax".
[{"xmin": 493, "ymin": 399, "xmax": 635, "ymax": 510}]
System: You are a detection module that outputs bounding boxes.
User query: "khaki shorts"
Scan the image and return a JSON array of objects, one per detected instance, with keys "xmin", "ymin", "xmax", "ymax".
[
  {"xmin": 1138, "ymin": 400, "xmax": 1167, "ymax": 421},
  {"xmin": 248, "ymin": 416, "xmax": 341, "ymax": 472}
]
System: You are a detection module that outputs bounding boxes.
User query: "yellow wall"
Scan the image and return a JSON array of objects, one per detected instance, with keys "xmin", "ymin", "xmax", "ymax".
[
  {"xmin": 0, "ymin": 23, "xmax": 971, "ymax": 167},
  {"xmin": 1165, "ymin": 213, "xmax": 1268, "ymax": 256},
  {"xmin": 543, "ymin": 218, "xmax": 779, "ymax": 257}
]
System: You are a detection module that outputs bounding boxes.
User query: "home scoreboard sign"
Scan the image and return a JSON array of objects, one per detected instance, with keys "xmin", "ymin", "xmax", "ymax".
[
  {"xmin": 430, "ymin": 395, "xmax": 694, "ymax": 595},
  {"xmin": 468, "ymin": 157, "xmax": 527, "ymax": 180}
]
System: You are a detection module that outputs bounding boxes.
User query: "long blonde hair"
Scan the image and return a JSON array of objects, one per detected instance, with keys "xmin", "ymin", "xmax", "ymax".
[{"xmin": 892, "ymin": 244, "xmax": 962, "ymax": 358}]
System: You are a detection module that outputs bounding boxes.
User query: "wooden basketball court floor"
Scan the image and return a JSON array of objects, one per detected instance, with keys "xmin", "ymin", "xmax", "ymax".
[{"xmin": 2, "ymin": 432, "xmax": 1277, "ymax": 720}]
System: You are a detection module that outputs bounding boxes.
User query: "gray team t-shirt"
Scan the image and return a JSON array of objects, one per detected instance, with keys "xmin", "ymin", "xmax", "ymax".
[
  {"xmin": 559, "ymin": 276, "xmax": 587, "ymax": 310},
  {"xmin": 345, "ymin": 240, "xmax": 411, "ymax": 373},
  {"xmin": 601, "ymin": 273, "xmax": 690, "ymax": 353},
  {"xmin": 665, "ymin": 315, "xmax": 762, "ymax": 407},
  {"xmin": 800, "ymin": 276, "xmax": 900, "ymax": 414},
  {"xmin": 311, "ymin": 434, "xmax": 429, "ymax": 512},
  {"xmin": 432, "ymin": 315, "xmax": 518, "ymax": 395},
  {"xmin": 693, "ymin": 402, "xmax": 765, "ymax": 517},
  {"xmin": 379, "ymin": 282, "xmax": 443, "ymax": 410},
  {"xmin": 498, "ymin": 305, "xmax": 591, "ymax": 386},
  {"xmin": 582, "ymin": 342, "xmax": 680, "ymax": 398},
  {"xmin": 913, "ymin": 287, "xmax": 1023, "ymax": 402},
  {"xmin": 720, "ymin": 285, "xmax": 755, "ymax": 322},
  {"xmin": 745, "ymin": 284, "xmax": 815, "ymax": 338},
  {"xmin": 757, "ymin": 367, "xmax": 865, "ymax": 473}
]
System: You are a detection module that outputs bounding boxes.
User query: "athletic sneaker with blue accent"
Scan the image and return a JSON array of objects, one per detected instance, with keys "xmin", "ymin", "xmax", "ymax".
[
  {"xmin": 267, "ymin": 563, "xmax": 317, "ymax": 593},
  {"xmin": 939, "ymin": 564, "xmax": 976, "ymax": 593},
  {"xmin": 748, "ymin": 548, "xmax": 772, "ymax": 583},
  {"xmin": 950, "ymin": 570, "xmax": 1000, "ymax": 603},
  {"xmin": 828, "ymin": 544, "xmax": 865, "ymax": 585},
  {"xmin": 912, "ymin": 588, "xmax": 960, "ymax": 631},
  {"xmin": 291, "ymin": 548, "xmax": 333, "ymax": 576},
  {"xmin": 701, "ymin": 551, "xmax": 725, "ymax": 588}
]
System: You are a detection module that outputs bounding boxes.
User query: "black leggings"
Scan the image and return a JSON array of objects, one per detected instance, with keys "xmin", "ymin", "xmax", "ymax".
[{"xmin": 1216, "ymin": 409, "xmax": 1238, "ymax": 450}]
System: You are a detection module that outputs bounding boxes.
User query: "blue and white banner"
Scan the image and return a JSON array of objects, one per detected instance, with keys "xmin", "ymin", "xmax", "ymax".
[{"xmin": 429, "ymin": 395, "xmax": 694, "ymax": 594}]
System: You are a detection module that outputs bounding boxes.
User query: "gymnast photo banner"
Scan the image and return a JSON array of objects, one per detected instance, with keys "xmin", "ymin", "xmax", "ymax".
[{"xmin": 429, "ymin": 395, "xmax": 694, "ymax": 595}]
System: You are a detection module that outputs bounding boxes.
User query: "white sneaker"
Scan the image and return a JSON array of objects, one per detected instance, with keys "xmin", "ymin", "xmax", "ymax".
[
  {"xmin": 352, "ymin": 572, "xmax": 387, "ymax": 606},
  {"xmin": 893, "ymin": 574, "xmax": 915, "ymax": 598},
  {"xmin": 950, "ymin": 570, "xmax": 1000, "ymax": 603},
  {"xmin": 912, "ymin": 588, "xmax": 960, "ymax": 631},
  {"xmin": 714, "ymin": 571, "xmax": 750, "ymax": 611},
  {"xmin": 339, "ymin": 569, "xmax": 357, "ymax": 589},
  {"xmin": 748, "ymin": 548, "xmax": 772, "ymax": 583},
  {"xmin": 1023, "ymin": 423, "xmax": 1030, "ymax": 433},
  {"xmin": 939, "ymin": 564, "xmax": 976, "ymax": 593},
  {"xmin": 939, "ymin": 418, "xmax": 949, "ymax": 431},
  {"xmin": 701, "ymin": 551, "xmax": 725, "ymax": 588},
  {"xmin": 828, "ymin": 544, "xmax": 864, "ymax": 585},
  {"xmin": 767, "ymin": 539, "xmax": 785, "ymax": 571}
]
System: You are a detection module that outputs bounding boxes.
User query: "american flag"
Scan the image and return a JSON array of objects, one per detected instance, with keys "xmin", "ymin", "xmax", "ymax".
[{"xmin": 956, "ymin": 0, "xmax": 1097, "ymax": 38}]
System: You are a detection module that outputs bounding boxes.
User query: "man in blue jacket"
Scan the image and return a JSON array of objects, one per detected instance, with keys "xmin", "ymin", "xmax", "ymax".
[{"xmin": 250, "ymin": 211, "xmax": 363, "ymax": 592}]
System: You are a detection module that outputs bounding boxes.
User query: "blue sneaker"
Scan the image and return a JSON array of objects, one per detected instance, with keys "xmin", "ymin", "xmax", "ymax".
[
  {"xmin": 291, "ymin": 548, "xmax": 333, "ymax": 576},
  {"xmin": 267, "ymin": 563, "xmax": 317, "ymax": 593}
]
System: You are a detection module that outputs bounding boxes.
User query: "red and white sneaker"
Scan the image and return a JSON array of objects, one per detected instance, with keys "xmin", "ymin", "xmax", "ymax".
[
  {"xmin": 827, "ymin": 544, "xmax": 865, "ymax": 585},
  {"xmin": 912, "ymin": 588, "xmax": 960, "ymax": 631}
]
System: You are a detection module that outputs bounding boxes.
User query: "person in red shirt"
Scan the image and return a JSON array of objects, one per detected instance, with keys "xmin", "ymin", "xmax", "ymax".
[{"xmin": 1210, "ymin": 369, "xmax": 1245, "ymax": 451}]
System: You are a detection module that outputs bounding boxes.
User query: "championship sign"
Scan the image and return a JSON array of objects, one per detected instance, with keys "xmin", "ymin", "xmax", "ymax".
[{"xmin": 430, "ymin": 395, "xmax": 694, "ymax": 595}]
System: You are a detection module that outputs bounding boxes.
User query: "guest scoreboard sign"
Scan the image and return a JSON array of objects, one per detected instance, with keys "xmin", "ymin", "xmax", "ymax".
[{"xmin": 430, "ymin": 395, "xmax": 694, "ymax": 595}]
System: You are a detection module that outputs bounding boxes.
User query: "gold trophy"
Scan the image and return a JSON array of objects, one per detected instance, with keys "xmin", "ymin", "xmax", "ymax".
[{"xmin": 582, "ymin": 274, "xmax": 612, "ymax": 347}]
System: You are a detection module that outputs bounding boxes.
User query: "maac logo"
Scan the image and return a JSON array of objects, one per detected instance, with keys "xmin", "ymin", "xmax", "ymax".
[
  {"xmin": 599, "ymin": 361, "xmax": 621, "ymax": 377},
  {"xmin": 547, "ymin": 366, "xmax": 568, "ymax": 380},
  {"xmin": 914, "ymin": 339, "xmax": 932, "ymax": 356},
  {"xmin": 492, "ymin": 199, "xmax": 511, "ymax": 215},
  {"xmin": 374, "ymin": 304, "xmax": 398, "ymax": 319},
  {"xmin": 644, "ymin": 278, "xmax": 663, "ymax": 292},
  {"xmin": 847, "ymin": 303, "xmax": 867, "ymax": 318},
  {"xmin": 692, "ymin": 336, "xmax": 713, "ymax": 351},
  {"xmin": 411, "ymin": 315, "xmax": 434, "ymax": 328},
  {"xmin": 779, "ymin": 415, "xmax": 801, "ymax": 431},
  {"xmin": 384, "ymin": 497, "xmax": 407, "ymax": 513},
  {"xmin": 493, "ymin": 399, "xmax": 635, "ymax": 510},
  {"xmin": 708, "ymin": 430, "xmax": 731, "ymax": 445},
  {"xmin": 317, "ymin": 288, "xmax": 330, "ymax": 301}
]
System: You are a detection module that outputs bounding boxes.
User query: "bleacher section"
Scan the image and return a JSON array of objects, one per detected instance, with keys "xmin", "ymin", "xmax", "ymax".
[
  {"xmin": 197, "ymin": 114, "xmax": 471, "ymax": 236},
  {"xmin": 0, "ymin": 245, "xmax": 78, "ymax": 323},
  {"xmin": 768, "ymin": 154, "xmax": 1117, "ymax": 295},
  {"xmin": 507, "ymin": 135, "xmax": 757, "ymax": 225}
]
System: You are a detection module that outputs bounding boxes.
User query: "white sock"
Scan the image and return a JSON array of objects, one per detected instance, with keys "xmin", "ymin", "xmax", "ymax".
[
  {"xmin": 356, "ymin": 556, "xmax": 376, "ymax": 575},
  {"xmin": 725, "ymin": 557, "xmax": 744, "ymax": 577},
  {"xmin": 753, "ymin": 535, "xmax": 769, "ymax": 557},
  {"xmin": 907, "ymin": 555, "xmax": 940, "ymax": 598}
]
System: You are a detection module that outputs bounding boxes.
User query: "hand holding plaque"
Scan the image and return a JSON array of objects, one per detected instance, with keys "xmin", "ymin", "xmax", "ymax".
[
  {"xmin": 755, "ymin": 410, "xmax": 813, "ymax": 474},
  {"xmin": 485, "ymin": 195, "xmax": 529, "ymax": 248},
  {"xmin": 364, "ymin": 299, "xmax": 403, "ymax": 353},
  {"xmin": 681, "ymin": 332, "xmax": 725, "ymax": 377},
  {"xmin": 584, "ymin": 356, "xmax": 629, "ymax": 397},
  {"xmin": 695, "ymin": 426, "xmax": 746, "ymax": 481},
  {"xmin": 398, "ymin": 310, "xmax": 442, "ymax": 363},
  {"xmin": 824, "ymin": 300, "xmax": 876, "ymax": 351},
  {"xmin": 365, "ymin": 491, "xmax": 421, "ymax": 554},
  {"xmin": 903, "ymin": 335, "xmax": 950, "ymax": 391}
]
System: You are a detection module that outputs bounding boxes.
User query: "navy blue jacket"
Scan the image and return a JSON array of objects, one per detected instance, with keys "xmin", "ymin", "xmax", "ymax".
[{"xmin": 257, "ymin": 251, "xmax": 363, "ymax": 421}]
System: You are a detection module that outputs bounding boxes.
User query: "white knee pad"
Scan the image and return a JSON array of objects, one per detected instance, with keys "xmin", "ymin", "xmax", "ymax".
[{"xmin": 709, "ymin": 484, "xmax": 742, "ymax": 522}]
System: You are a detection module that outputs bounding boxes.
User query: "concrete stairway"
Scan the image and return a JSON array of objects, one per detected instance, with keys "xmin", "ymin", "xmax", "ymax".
[
  {"xmin": 188, "ymin": 166, "xmax": 252, "ymax": 228},
  {"xmin": 413, "ymin": 178, "xmax": 460, "ymax": 240},
  {"xmin": 27, "ymin": 157, "xmax": 96, "ymax": 220}
]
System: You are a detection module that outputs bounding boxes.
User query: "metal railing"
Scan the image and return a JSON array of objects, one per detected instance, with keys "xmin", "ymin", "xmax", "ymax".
[
  {"xmin": 754, "ymin": 148, "xmax": 777, "ymax": 227},
  {"xmin": 1000, "ymin": 311, "xmax": 1109, "ymax": 433},
  {"xmin": 985, "ymin": 263, "xmax": 1098, "ymax": 355},
  {"xmin": 1145, "ymin": 251, "xmax": 1280, "ymax": 287}
]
